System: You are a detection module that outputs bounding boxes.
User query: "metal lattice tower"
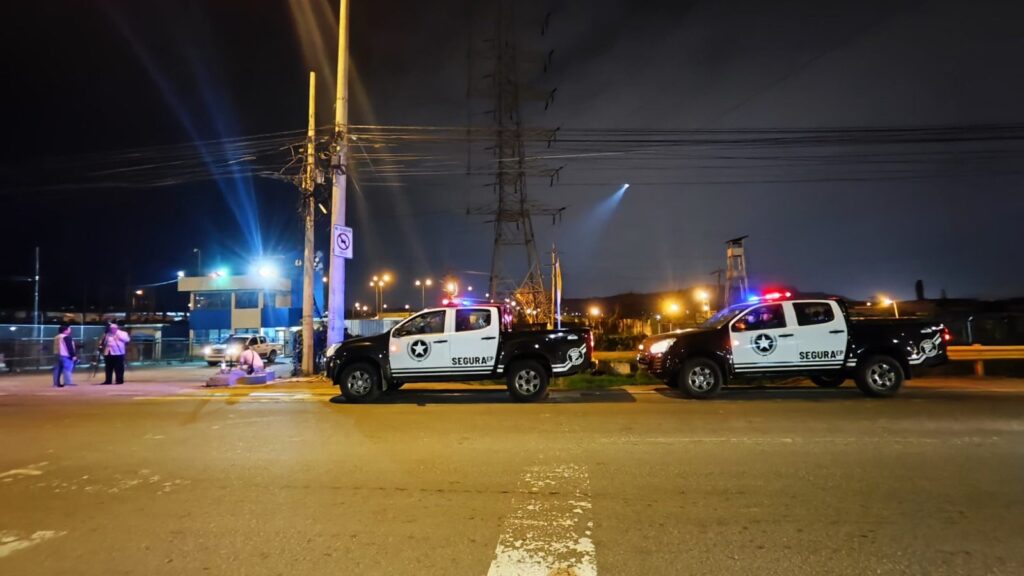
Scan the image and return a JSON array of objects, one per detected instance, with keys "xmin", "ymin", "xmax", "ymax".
[
  {"xmin": 725, "ymin": 236, "xmax": 750, "ymax": 306},
  {"xmin": 472, "ymin": 0, "xmax": 550, "ymax": 320}
]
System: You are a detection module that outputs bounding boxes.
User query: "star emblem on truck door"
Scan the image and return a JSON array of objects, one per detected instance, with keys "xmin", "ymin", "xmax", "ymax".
[
  {"xmin": 752, "ymin": 333, "xmax": 777, "ymax": 356},
  {"xmin": 409, "ymin": 339, "xmax": 431, "ymax": 361}
]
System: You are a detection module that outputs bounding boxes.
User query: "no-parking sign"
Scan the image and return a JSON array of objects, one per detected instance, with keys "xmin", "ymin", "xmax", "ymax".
[{"xmin": 332, "ymin": 225, "xmax": 353, "ymax": 259}]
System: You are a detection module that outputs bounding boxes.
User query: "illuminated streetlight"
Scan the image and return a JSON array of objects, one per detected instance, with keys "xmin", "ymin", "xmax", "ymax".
[
  {"xmin": 415, "ymin": 278, "xmax": 433, "ymax": 309},
  {"xmin": 176, "ymin": 270, "xmax": 186, "ymax": 278},
  {"xmin": 135, "ymin": 290, "xmax": 144, "ymax": 296},
  {"xmin": 879, "ymin": 296, "xmax": 900, "ymax": 318},
  {"xmin": 370, "ymin": 274, "xmax": 390, "ymax": 317},
  {"xmin": 589, "ymin": 306, "xmax": 601, "ymax": 317}
]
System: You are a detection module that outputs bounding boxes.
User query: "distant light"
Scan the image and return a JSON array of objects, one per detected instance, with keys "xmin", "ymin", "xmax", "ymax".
[
  {"xmin": 135, "ymin": 290, "xmax": 144, "ymax": 295},
  {"xmin": 257, "ymin": 264, "xmax": 279, "ymax": 279},
  {"xmin": 467, "ymin": 286, "xmax": 474, "ymax": 291},
  {"xmin": 589, "ymin": 306, "xmax": 601, "ymax": 317},
  {"xmin": 9, "ymin": 326, "xmax": 17, "ymax": 332},
  {"xmin": 176, "ymin": 270, "xmax": 186, "ymax": 278},
  {"xmin": 623, "ymin": 183, "xmax": 630, "ymax": 189},
  {"xmin": 212, "ymin": 268, "xmax": 228, "ymax": 278}
]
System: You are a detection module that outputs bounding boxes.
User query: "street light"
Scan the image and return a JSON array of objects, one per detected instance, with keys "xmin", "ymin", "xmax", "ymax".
[
  {"xmin": 880, "ymin": 296, "xmax": 900, "ymax": 318},
  {"xmin": 176, "ymin": 270, "xmax": 186, "ymax": 278},
  {"xmin": 193, "ymin": 248, "xmax": 201, "ymax": 276},
  {"xmin": 415, "ymin": 278, "xmax": 433, "ymax": 309},
  {"xmin": 370, "ymin": 275, "xmax": 390, "ymax": 317}
]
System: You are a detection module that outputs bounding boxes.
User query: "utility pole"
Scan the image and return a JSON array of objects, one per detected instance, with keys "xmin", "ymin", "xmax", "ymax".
[
  {"xmin": 33, "ymin": 246, "xmax": 40, "ymax": 340},
  {"xmin": 301, "ymin": 71, "xmax": 317, "ymax": 376},
  {"xmin": 327, "ymin": 0, "xmax": 350, "ymax": 346}
]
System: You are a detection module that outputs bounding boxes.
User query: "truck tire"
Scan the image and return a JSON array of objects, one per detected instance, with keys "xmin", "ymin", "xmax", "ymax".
[
  {"xmin": 810, "ymin": 374, "xmax": 845, "ymax": 388},
  {"xmin": 678, "ymin": 358, "xmax": 723, "ymax": 399},
  {"xmin": 339, "ymin": 362, "xmax": 381, "ymax": 403},
  {"xmin": 206, "ymin": 361, "xmax": 218, "ymax": 367},
  {"xmin": 506, "ymin": 360, "xmax": 549, "ymax": 402},
  {"xmin": 855, "ymin": 355, "xmax": 904, "ymax": 398},
  {"xmin": 267, "ymin": 350, "xmax": 277, "ymax": 364}
]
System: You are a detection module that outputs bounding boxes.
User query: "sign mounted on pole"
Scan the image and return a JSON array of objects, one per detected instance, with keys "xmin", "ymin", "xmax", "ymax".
[{"xmin": 332, "ymin": 225, "xmax": 353, "ymax": 259}]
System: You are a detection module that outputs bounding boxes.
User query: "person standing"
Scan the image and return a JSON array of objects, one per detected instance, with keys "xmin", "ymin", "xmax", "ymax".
[
  {"xmin": 52, "ymin": 323, "xmax": 77, "ymax": 388},
  {"xmin": 99, "ymin": 322, "xmax": 130, "ymax": 385}
]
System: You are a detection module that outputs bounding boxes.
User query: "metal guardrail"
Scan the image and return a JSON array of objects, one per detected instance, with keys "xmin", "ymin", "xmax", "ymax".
[
  {"xmin": 947, "ymin": 345, "xmax": 1024, "ymax": 376},
  {"xmin": 947, "ymin": 345, "xmax": 1024, "ymax": 361}
]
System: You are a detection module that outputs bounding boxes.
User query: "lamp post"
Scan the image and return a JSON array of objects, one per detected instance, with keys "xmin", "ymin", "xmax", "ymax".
[
  {"xmin": 880, "ymin": 296, "xmax": 900, "ymax": 318},
  {"xmin": 695, "ymin": 289, "xmax": 710, "ymax": 322},
  {"xmin": 193, "ymin": 248, "xmax": 201, "ymax": 276},
  {"xmin": 370, "ymin": 275, "xmax": 390, "ymax": 317},
  {"xmin": 415, "ymin": 278, "xmax": 433, "ymax": 309}
]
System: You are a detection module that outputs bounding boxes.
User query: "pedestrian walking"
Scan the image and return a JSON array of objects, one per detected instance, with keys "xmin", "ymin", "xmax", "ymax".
[
  {"xmin": 52, "ymin": 323, "xmax": 77, "ymax": 387},
  {"xmin": 99, "ymin": 321, "xmax": 130, "ymax": 385}
]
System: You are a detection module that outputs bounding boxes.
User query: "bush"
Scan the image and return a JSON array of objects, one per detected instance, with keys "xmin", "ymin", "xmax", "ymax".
[{"xmin": 594, "ymin": 334, "xmax": 646, "ymax": 352}]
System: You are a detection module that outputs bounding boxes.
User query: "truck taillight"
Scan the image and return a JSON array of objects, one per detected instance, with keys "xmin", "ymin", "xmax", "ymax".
[{"xmin": 942, "ymin": 328, "xmax": 952, "ymax": 342}]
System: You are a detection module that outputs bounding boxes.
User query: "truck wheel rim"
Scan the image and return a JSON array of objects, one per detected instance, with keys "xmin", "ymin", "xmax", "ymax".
[
  {"xmin": 347, "ymin": 370, "xmax": 373, "ymax": 396},
  {"xmin": 514, "ymin": 370, "xmax": 541, "ymax": 395},
  {"xmin": 867, "ymin": 363, "xmax": 896, "ymax": 389},
  {"xmin": 689, "ymin": 366, "xmax": 715, "ymax": 392}
]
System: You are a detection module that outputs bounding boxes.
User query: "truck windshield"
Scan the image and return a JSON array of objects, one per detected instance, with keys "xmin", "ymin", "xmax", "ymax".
[
  {"xmin": 222, "ymin": 336, "xmax": 248, "ymax": 346},
  {"xmin": 700, "ymin": 303, "xmax": 750, "ymax": 329}
]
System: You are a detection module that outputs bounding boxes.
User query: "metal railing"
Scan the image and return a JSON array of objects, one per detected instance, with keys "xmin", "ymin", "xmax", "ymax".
[{"xmin": 948, "ymin": 345, "xmax": 1024, "ymax": 376}]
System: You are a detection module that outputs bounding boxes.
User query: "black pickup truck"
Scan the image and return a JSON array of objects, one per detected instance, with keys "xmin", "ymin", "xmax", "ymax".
[
  {"xmin": 327, "ymin": 304, "xmax": 593, "ymax": 403},
  {"xmin": 639, "ymin": 295, "xmax": 950, "ymax": 399}
]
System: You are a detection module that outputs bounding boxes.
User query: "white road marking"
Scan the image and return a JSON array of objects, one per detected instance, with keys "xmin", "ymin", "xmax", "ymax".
[
  {"xmin": 487, "ymin": 464, "xmax": 596, "ymax": 576},
  {"xmin": 0, "ymin": 530, "xmax": 66, "ymax": 558},
  {"xmin": 0, "ymin": 462, "xmax": 49, "ymax": 480}
]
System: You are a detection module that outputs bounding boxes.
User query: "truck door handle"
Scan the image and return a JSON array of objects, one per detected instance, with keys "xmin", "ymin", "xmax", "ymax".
[
  {"xmin": 434, "ymin": 340, "xmax": 448, "ymax": 344},
  {"xmin": 777, "ymin": 334, "xmax": 794, "ymax": 338},
  {"xmin": 481, "ymin": 336, "xmax": 496, "ymax": 340},
  {"xmin": 829, "ymin": 330, "xmax": 846, "ymax": 334}
]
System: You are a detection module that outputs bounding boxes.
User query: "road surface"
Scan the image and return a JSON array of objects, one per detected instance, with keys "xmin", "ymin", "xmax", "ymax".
[{"xmin": 1, "ymin": 366, "xmax": 1022, "ymax": 575}]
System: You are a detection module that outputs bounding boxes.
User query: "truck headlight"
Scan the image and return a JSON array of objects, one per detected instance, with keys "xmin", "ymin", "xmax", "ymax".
[
  {"xmin": 202, "ymin": 346, "xmax": 212, "ymax": 355},
  {"xmin": 226, "ymin": 345, "xmax": 240, "ymax": 356},
  {"xmin": 648, "ymin": 338, "xmax": 676, "ymax": 355},
  {"xmin": 325, "ymin": 344, "xmax": 340, "ymax": 358}
]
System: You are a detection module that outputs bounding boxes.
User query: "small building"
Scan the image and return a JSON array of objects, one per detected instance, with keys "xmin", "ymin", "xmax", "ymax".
[{"xmin": 177, "ymin": 272, "xmax": 324, "ymax": 349}]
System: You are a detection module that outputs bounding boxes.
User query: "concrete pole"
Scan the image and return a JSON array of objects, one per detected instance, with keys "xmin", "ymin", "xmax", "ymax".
[
  {"xmin": 33, "ymin": 246, "xmax": 40, "ymax": 340},
  {"xmin": 327, "ymin": 0, "xmax": 350, "ymax": 346},
  {"xmin": 301, "ymin": 71, "xmax": 317, "ymax": 375}
]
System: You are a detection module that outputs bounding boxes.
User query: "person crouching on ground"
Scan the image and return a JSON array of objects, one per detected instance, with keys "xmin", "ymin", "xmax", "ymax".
[
  {"xmin": 100, "ymin": 321, "xmax": 130, "ymax": 385},
  {"xmin": 52, "ymin": 323, "xmax": 78, "ymax": 387},
  {"xmin": 238, "ymin": 343, "xmax": 264, "ymax": 375}
]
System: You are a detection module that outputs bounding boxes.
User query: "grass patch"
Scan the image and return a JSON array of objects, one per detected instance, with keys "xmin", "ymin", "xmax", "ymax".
[{"xmin": 553, "ymin": 371, "xmax": 660, "ymax": 390}]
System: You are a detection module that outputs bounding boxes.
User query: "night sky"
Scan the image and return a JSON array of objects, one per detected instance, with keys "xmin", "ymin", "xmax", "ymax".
[{"xmin": 3, "ymin": 0, "xmax": 1023, "ymax": 313}]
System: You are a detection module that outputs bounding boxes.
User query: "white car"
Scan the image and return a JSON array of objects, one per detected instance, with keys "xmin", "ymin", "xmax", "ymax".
[{"xmin": 203, "ymin": 335, "xmax": 282, "ymax": 366}]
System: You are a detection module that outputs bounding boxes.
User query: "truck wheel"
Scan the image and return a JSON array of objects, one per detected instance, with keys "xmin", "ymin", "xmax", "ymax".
[
  {"xmin": 507, "ymin": 360, "xmax": 549, "ymax": 402},
  {"xmin": 810, "ymin": 374, "xmax": 845, "ymax": 388},
  {"xmin": 206, "ymin": 361, "xmax": 218, "ymax": 367},
  {"xmin": 339, "ymin": 362, "xmax": 381, "ymax": 403},
  {"xmin": 855, "ymin": 355, "xmax": 904, "ymax": 397},
  {"xmin": 678, "ymin": 358, "xmax": 723, "ymax": 399},
  {"xmin": 267, "ymin": 350, "xmax": 278, "ymax": 364}
]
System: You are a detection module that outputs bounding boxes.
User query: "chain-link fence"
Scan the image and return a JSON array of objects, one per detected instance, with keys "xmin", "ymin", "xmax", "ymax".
[{"xmin": 0, "ymin": 324, "xmax": 193, "ymax": 373}]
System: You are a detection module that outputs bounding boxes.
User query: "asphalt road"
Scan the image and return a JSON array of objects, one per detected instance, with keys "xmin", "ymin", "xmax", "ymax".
[{"xmin": 1, "ymin": 367, "xmax": 1022, "ymax": 575}]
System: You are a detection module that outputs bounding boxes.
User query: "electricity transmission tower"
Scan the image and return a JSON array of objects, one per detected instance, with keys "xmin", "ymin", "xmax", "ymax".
[{"xmin": 467, "ymin": 0, "xmax": 562, "ymax": 323}]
